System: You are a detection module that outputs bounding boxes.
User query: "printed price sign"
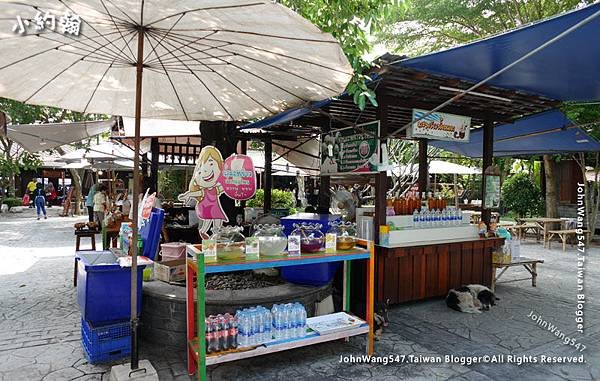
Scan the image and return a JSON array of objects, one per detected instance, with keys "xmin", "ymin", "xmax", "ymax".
[
  {"xmin": 325, "ymin": 233, "xmax": 337, "ymax": 253},
  {"xmin": 288, "ymin": 235, "xmax": 301, "ymax": 256},
  {"xmin": 245, "ymin": 237, "xmax": 260, "ymax": 260},
  {"xmin": 202, "ymin": 240, "xmax": 217, "ymax": 262}
]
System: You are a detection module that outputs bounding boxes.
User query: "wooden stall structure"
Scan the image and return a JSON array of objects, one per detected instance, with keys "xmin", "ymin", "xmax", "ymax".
[{"xmin": 246, "ymin": 53, "xmax": 560, "ymax": 303}]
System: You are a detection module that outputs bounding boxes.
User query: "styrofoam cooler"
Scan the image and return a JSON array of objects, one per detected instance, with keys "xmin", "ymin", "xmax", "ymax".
[{"xmin": 160, "ymin": 242, "xmax": 187, "ymax": 261}]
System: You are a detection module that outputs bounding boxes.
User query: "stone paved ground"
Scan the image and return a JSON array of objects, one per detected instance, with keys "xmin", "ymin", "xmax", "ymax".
[{"xmin": 0, "ymin": 207, "xmax": 598, "ymax": 380}]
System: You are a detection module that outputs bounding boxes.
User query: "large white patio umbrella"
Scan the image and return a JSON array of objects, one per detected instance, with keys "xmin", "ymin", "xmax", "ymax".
[{"xmin": 0, "ymin": 0, "xmax": 352, "ymax": 372}]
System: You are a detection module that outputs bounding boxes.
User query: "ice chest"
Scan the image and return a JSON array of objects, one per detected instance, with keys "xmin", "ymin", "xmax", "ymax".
[
  {"xmin": 154, "ymin": 259, "xmax": 186, "ymax": 283},
  {"xmin": 280, "ymin": 213, "xmax": 342, "ymax": 286},
  {"xmin": 76, "ymin": 251, "xmax": 146, "ymax": 325}
]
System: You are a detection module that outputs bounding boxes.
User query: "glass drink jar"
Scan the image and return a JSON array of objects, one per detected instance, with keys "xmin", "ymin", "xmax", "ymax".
[
  {"xmin": 329, "ymin": 221, "xmax": 357, "ymax": 250},
  {"xmin": 253, "ymin": 224, "xmax": 288, "ymax": 256},
  {"xmin": 211, "ymin": 226, "xmax": 246, "ymax": 260},
  {"xmin": 291, "ymin": 223, "xmax": 325, "ymax": 253}
]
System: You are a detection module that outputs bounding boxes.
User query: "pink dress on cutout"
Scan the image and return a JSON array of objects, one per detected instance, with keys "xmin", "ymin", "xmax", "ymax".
[{"xmin": 196, "ymin": 187, "xmax": 228, "ymax": 221}]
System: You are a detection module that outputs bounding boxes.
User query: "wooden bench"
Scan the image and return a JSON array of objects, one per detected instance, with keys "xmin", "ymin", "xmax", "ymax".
[
  {"xmin": 510, "ymin": 223, "xmax": 541, "ymax": 241},
  {"xmin": 547, "ymin": 229, "xmax": 590, "ymax": 252},
  {"xmin": 492, "ymin": 257, "xmax": 544, "ymax": 292}
]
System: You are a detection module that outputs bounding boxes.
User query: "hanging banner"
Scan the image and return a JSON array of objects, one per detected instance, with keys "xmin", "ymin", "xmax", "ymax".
[
  {"xmin": 320, "ymin": 121, "xmax": 384, "ymax": 175},
  {"xmin": 408, "ymin": 109, "xmax": 471, "ymax": 142},
  {"xmin": 221, "ymin": 154, "xmax": 257, "ymax": 200}
]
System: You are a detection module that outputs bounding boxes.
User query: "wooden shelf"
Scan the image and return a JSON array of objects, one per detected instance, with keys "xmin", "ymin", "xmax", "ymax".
[
  {"xmin": 186, "ymin": 243, "xmax": 376, "ymax": 380},
  {"xmin": 186, "ymin": 246, "xmax": 370, "ymax": 274},
  {"xmin": 189, "ymin": 320, "xmax": 368, "ymax": 366}
]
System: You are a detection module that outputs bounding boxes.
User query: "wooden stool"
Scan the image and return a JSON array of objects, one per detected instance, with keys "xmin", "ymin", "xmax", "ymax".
[{"xmin": 74, "ymin": 230, "xmax": 99, "ymax": 287}]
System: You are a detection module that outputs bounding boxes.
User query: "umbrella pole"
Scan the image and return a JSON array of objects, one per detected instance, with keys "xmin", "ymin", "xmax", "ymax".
[{"xmin": 130, "ymin": 27, "xmax": 145, "ymax": 371}]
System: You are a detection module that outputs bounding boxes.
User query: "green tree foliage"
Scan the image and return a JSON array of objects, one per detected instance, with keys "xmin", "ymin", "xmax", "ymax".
[
  {"xmin": 158, "ymin": 170, "xmax": 188, "ymax": 201},
  {"xmin": 247, "ymin": 189, "xmax": 296, "ymax": 210},
  {"xmin": 376, "ymin": 0, "xmax": 592, "ymax": 55},
  {"xmin": 501, "ymin": 172, "xmax": 542, "ymax": 218},
  {"xmin": 281, "ymin": 0, "xmax": 404, "ymax": 109}
]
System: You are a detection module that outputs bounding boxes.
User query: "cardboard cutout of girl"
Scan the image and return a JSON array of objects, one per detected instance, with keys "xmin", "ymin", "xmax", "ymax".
[{"xmin": 178, "ymin": 146, "xmax": 228, "ymax": 238}]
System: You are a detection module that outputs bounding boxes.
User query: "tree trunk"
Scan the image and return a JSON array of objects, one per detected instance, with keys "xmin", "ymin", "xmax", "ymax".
[
  {"xmin": 69, "ymin": 168, "xmax": 82, "ymax": 215},
  {"xmin": 543, "ymin": 155, "xmax": 558, "ymax": 218}
]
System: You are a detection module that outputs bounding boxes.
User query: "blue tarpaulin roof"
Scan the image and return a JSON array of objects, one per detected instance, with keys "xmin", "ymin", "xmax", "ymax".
[
  {"xmin": 431, "ymin": 110, "xmax": 600, "ymax": 157},
  {"xmin": 400, "ymin": 3, "xmax": 600, "ymax": 101},
  {"xmin": 239, "ymin": 98, "xmax": 332, "ymax": 130}
]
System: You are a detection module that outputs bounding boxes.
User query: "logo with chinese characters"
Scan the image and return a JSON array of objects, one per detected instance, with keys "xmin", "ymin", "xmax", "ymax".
[{"xmin": 12, "ymin": 10, "xmax": 81, "ymax": 36}]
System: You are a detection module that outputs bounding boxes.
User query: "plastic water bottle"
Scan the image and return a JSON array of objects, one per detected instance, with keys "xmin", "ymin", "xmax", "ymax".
[
  {"xmin": 419, "ymin": 210, "xmax": 426, "ymax": 228},
  {"xmin": 262, "ymin": 308, "xmax": 272, "ymax": 342},
  {"xmin": 412, "ymin": 210, "xmax": 419, "ymax": 229},
  {"xmin": 282, "ymin": 304, "xmax": 291, "ymax": 339},
  {"xmin": 457, "ymin": 208, "xmax": 463, "ymax": 225},
  {"xmin": 290, "ymin": 304, "xmax": 298, "ymax": 338},
  {"xmin": 255, "ymin": 309, "xmax": 264, "ymax": 344},
  {"xmin": 271, "ymin": 304, "xmax": 281, "ymax": 339},
  {"xmin": 296, "ymin": 303, "xmax": 305, "ymax": 337}
]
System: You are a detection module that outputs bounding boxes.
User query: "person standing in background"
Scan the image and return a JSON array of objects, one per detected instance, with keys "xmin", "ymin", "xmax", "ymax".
[
  {"xmin": 33, "ymin": 182, "xmax": 47, "ymax": 220},
  {"xmin": 86, "ymin": 183, "xmax": 97, "ymax": 222},
  {"xmin": 26, "ymin": 179, "xmax": 37, "ymax": 208},
  {"xmin": 93, "ymin": 184, "xmax": 107, "ymax": 226}
]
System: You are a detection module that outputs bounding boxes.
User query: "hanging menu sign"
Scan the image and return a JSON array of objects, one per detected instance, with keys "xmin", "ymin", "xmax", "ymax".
[
  {"xmin": 409, "ymin": 109, "xmax": 471, "ymax": 142},
  {"xmin": 320, "ymin": 121, "xmax": 383, "ymax": 175},
  {"xmin": 221, "ymin": 154, "xmax": 257, "ymax": 200}
]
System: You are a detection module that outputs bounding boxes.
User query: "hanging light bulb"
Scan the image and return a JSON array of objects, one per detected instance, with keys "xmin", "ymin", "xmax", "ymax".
[{"xmin": 39, "ymin": 138, "xmax": 47, "ymax": 146}]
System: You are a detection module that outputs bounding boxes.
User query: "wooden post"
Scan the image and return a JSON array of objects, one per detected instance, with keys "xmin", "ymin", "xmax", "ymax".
[
  {"xmin": 150, "ymin": 137, "xmax": 159, "ymax": 194},
  {"xmin": 374, "ymin": 96, "xmax": 388, "ymax": 243},
  {"xmin": 264, "ymin": 135, "xmax": 272, "ymax": 214},
  {"xmin": 418, "ymin": 139, "xmax": 428, "ymax": 193},
  {"xmin": 481, "ymin": 120, "xmax": 494, "ymax": 227},
  {"xmin": 318, "ymin": 123, "xmax": 331, "ymax": 215}
]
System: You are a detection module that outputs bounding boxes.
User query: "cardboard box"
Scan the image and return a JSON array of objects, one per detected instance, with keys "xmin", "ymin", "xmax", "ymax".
[{"xmin": 154, "ymin": 259, "xmax": 186, "ymax": 283}]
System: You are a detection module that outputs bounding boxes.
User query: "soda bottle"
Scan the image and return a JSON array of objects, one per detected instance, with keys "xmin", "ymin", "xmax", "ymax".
[
  {"xmin": 205, "ymin": 317, "xmax": 213, "ymax": 354},
  {"xmin": 219, "ymin": 314, "xmax": 229, "ymax": 351},
  {"xmin": 228, "ymin": 313, "xmax": 238, "ymax": 349}
]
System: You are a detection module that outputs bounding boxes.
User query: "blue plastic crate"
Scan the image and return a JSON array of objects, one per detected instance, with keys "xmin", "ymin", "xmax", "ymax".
[
  {"xmin": 81, "ymin": 318, "xmax": 131, "ymax": 364},
  {"xmin": 280, "ymin": 213, "xmax": 342, "ymax": 286},
  {"xmin": 76, "ymin": 251, "xmax": 145, "ymax": 325}
]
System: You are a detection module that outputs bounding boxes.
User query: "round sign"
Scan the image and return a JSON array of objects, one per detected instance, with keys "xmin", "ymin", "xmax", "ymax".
[
  {"xmin": 220, "ymin": 154, "xmax": 257, "ymax": 201},
  {"xmin": 359, "ymin": 141, "xmax": 370, "ymax": 158}
]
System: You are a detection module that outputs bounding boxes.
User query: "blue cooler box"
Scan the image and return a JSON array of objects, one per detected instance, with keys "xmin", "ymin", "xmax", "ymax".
[
  {"xmin": 280, "ymin": 213, "xmax": 342, "ymax": 286},
  {"xmin": 76, "ymin": 251, "xmax": 145, "ymax": 325}
]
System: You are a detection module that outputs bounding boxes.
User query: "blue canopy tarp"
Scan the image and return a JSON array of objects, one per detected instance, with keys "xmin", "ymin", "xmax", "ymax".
[
  {"xmin": 400, "ymin": 3, "xmax": 600, "ymax": 101},
  {"xmin": 431, "ymin": 110, "xmax": 600, "ymax": 157}
]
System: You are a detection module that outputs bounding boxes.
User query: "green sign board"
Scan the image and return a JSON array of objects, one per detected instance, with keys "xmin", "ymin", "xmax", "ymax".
[{"xmin": 320, "ymin": 121, "xmax": 381, "ymax": 175}]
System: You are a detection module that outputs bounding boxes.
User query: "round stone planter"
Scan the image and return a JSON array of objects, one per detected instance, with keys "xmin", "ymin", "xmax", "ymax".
[{"xmin": 141, "ymin": 280, "xmax": 331, "ymax": 350}]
